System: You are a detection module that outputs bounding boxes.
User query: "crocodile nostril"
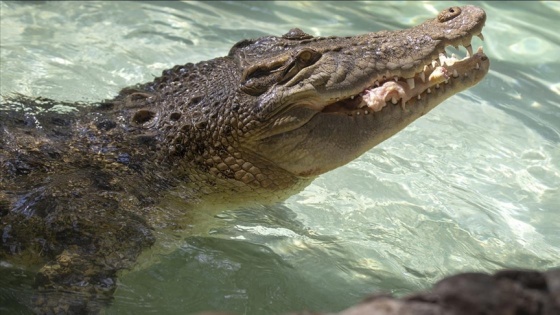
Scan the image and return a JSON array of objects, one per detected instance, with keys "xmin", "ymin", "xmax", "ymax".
[{"xmin": 438, "ymin": 6, "xmax": 461, "ymax": 22}]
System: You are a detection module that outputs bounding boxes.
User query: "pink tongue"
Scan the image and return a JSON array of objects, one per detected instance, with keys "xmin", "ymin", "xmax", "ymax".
[
  {"xmin": 362, "ymin": 81, "xmax": 407, "ymax": 112},
  {"xmin": 360, "ymin": 66, "xmax": 451, "ymax": 112}
]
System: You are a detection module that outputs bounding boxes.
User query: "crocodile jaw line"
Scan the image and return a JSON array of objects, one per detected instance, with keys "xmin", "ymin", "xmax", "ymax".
[{"xmin": 320, "ymin": 36, "xmax": 488, "ymax": 116}]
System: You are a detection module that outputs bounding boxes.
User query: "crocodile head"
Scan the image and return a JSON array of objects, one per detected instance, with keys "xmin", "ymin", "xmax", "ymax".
[
  {"xmin": 150, "ymin": 5, "xmax": 489, "ymax": 202},
  {"xmin": 232, "ymin": 7, "xmax": 487, "ymax": 178}
]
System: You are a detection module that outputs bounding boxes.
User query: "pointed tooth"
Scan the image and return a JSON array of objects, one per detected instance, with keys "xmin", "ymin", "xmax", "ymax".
[
  {"xmin": 465, "ymin": 45, "xmax": 473, "ymax": 57},
  {"xmin": 477, "ymin": 33, "xmax": 485, "ymax": 41},
  {"xmin": 435, "ymin": 83, "xmax": 440, "ymax": 89},
  {"xmin": 350, "ymin": 95, "xmax": 355, "ymax": 100},
  {"xmin": 424, "ymin": 64, "xmax": 430, "ymax": 72},
  {"xmin": 417, "ymin": 94, "xmax": 421, "ymax": 100},
  {"xmin": 419, "ymin": 72, "xmax": 425, "ymax": 82},
  {"xmin": 407, "ymin": 78, "xmax": 415, "ymax": 89},
  {"xmin": 356, "ymin": 111, "xmax": 360, "ymax": 116},
  {"xmin": 444, "ymin": 79, "xmax": 449, "ymax": 84},
  {"xmin": 427, "ymin": 88, "xmax": 431, "ymax": 94},
  {"xmin": 452, "ymin": 69, "xmax": 458, "ymax": 78},
  {"xmin": 391, "ymin": 97, "xmax": 397, "ymax": 104},
  {"xmin": 401, "ymin": 99, "xmax": 406, "ymax": 110},
  {"xmin": 475, "ymin": 62, "xmax": 480, "ymax": 70},
  {"xmin": 477, "ymin": 46, "xmax": 484, "ymax": 53},
  {"xmin": 439, "ymin": 53, "xmax": 447, "ymax": 65},
  {"xmin": 432, "ymin": 60, "xmax": 439, "ymax": 68},
  {"xmin": 375, "ymin": 80, "xmax": 380, "ymax": 86},
  {"xmin": 394, "ymin": 76, "xmax": 399, "ymax": 82},
  {"xmin": 364, "ymin": 110, "xmax": 369, "ymax": 115}
]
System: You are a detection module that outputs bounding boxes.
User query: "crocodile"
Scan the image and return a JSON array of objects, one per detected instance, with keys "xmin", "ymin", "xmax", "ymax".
[{"xmin": 0, "ymin": 5, "xmax": 489, "ymax": 314}]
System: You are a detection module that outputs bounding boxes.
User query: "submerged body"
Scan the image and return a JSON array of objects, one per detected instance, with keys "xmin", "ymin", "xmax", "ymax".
[{"xmin": 0, "ymin": 6, "xmax": 489, "ymax": 313}]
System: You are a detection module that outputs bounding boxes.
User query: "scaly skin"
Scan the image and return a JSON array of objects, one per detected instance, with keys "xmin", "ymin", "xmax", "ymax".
[{"xmin": 0, "ymin": 6, "xmax": 489, "ymax": 314}]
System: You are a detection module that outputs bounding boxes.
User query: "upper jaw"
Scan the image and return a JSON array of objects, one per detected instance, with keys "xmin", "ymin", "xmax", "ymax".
[{"xmin": 299, "ymin": 6, "xmax": 488, "ymax": 115}]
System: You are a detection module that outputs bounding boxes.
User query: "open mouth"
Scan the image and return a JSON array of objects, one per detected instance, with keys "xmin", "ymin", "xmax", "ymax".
[{"xmin": 321, "ymin": 33, "xmax": 488, "ymax": 116}]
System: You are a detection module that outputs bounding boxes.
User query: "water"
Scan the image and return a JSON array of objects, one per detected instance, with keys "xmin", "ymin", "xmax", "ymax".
[{"xmin": 1, "ymin": 1, "xmax": 559, "ymax": 314}]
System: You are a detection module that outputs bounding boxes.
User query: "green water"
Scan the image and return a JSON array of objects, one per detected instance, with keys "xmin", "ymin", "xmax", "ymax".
[{"xmin": 1, "ymin": 1, "xmax": 559, "ymax": 314}]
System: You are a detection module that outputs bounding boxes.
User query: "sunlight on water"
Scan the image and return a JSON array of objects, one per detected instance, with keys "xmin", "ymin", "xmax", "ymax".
[{"xmin": 1, "ymin": 1, "xmax": 559, "ymax": 314}]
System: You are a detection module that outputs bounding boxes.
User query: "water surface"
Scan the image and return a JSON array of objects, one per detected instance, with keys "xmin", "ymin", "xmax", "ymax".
[{"xmin": 1, "ymin": 1, "xmax": 559, "ymax": 314}]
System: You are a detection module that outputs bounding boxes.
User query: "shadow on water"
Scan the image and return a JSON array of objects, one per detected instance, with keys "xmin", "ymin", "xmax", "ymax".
[
  {"xmin": 0, "ymin": 266, "xmax": 35, "ymax": 315},
  {"xmin": 108, "ymin": 203, "xmax": 357, "ymax": 315}
]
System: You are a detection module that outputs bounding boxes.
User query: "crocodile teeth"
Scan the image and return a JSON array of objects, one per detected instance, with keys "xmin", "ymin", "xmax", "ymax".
[
  {"xmin": 439, "ymin": 53, "xmax": 447, "ymax": 65},
  {"xmin": 356, "ymin": 39, "xmax": 483, "ymax": 116},
  {"xmin": 465, "ymin": 45, "xmax": 473, "ymax": 57},
  {"xmin": 477, "ymin": 46, "xmax": 484, "ymax": 53},
  {"xmin": 477, "ymin": 33, "xmax": 485, "ymax": 41},
  {"xmin": 407, "ymin": 78, "xmax": 415, "ymax": 89}
]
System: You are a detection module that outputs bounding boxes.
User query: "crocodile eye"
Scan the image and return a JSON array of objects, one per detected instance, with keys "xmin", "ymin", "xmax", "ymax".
[
  {"xmin": 240, "ymin": 60, "xmax": 285, "ymax": 96},
  {"xmin": 279, "ymin": 48, "xmax": 322, "ymax": 84},
  {"xmin": 297, "ymin": 48, "xmax": 321, "ymax": 64},
  {"xmin": 298, "ymin": 50, "xmax": 313, "ymax": 63},
  {"xmin": 240, "ymin": 49, "xmax": 321, "ymax": 95},
  {"xmin": 438, "ymin": 6, "xmax": 461, "ymax": 22}
]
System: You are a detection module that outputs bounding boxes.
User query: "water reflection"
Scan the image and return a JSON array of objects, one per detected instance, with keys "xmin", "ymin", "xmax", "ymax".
[{"xmin": 1, "ymin": 1, "xmax": 559, "ymax": 315}]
